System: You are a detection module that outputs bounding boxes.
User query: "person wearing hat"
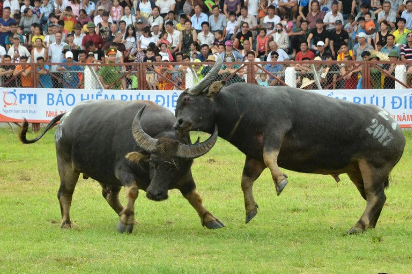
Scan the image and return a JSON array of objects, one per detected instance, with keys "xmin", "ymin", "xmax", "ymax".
[
  {"xmin": 369, "ymin": 54, "xmax": 382, "ymax": 89},
  {"xmin": 307, "ymin": 18, "xmax": 329, "ymax": 51},
  {"xmin": 382, "ymin": 50, "xmax": 399, "ymax": 89},
  {"xmin": 7, "ymin": 34, "xmax": 31, "ymax": 62},
  {"xmin": 82, "ymin": 22, "xmax": 105, "ymax": 50},
  {"xmin": 306, "ymin": 0, "xmax": 324, "ymax": 29},
  {"xmin": 94, "ymin": 5, "xmax": 113, "ymax": 26},
  {"xmin": 94, "ymin": 0, "xmax": 112, "ymax": 16},
  {"xmin": 98, "ymin": 47, "xmax": 125, "ymax": 89},
  {"xmin": 57, "ymin": 51, "xmax": 84, "ymax": 88},
  {"xmin": 221, "ymin": 39, "xmax": 242, "ymax": 62},
  {"xmin": 315, "ymin": 41, "xmax": 330, "ymax": 60},
  {"xmin": 300, "ymin": 77, "xmax": 315, "ymax": 90},
  {"xmin": 329, "ymin": 19, "xmax": 349, "ymax": 58},
  {"xmin": 323, "ymin": 2, "xmax": 344, "ymax": 30},
  {"xmin": 353, "ymin": 32, "xmax": 373, "ymax": 60}
]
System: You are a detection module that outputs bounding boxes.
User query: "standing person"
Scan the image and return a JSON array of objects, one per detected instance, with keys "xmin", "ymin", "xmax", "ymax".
[
  {"xmin": 0, "ymin": 7, "xmax": 16, "ymax": 47},
  {"xmin": 37, "ymin": 56, "xmax": 53, "ymax": 88},
  {"xmin": 98, "ymin": 47, "xmax": 124, "ymax": 89},
  {"xmin": 256, "ymin": 28, "xmax": 269, "ymax": 59},
  {"xmin": 180, "ymin": 20, "xmax": 197, "ymax": 54},
  {"xmin": 352, "ymin": 32, "xmax": 373, "ymax": 61},
  {"xmin": 73, "ymin": 24, "xmax": 85, "ymax": 47},
  {"xmin": 48, "ymin": 31, "xmax": 67, "ymax": 88},
  {"xmin": 81, "ymin": 0, "xmax": 96, "ymax": 18},
  {"xmin": 13, "ymin": 55, "xmax": 32, "ymax": 88},
  {"xmin": 341, "ymin": 55, "xmax": 359, "ymax": 89},
  {"xmin": 209, "ymin": 5, "xmax": 227, "ymax": 35},
  {"xmin": 31, "ymin": 37, "xmax": 47, "ymax": 62},
  {"xmin": 383, "ymin": 51, "xmax": 399, "ymax": 89},
  {"xmin": 329, "ymin": 20, "xmax": 349, "ymax": 59},
  {"xmin": 82, "ymin": 22, "xmax": 105, "ymax": 50},
  {"xmin": 0, "ymin": 55, "xmax": 16, "ymax": 87},
  {"xmin": 110, "ymin": 0, "xmax": 123, "ymax": 25},
  {"xmin": 69, "ymin": 0, "xmax": 82, "ymax": 17},
  {"xmin": 378, "ymin": 1, "xmax": 396, "ymax": 29},
  {"xmin": 96, "ymin": 12, "xmax": 112, "ymax": 41},
  {"xmin": 263, "ymin": 6, "xmax": 281, "ymax": 34},
  {"xmin": 7, "ymin": 34, "xmax": 31, "ymax": 62},
  {"xmin": 191, "ymin": 5, "xmax": 208, "ymax": 33},
  {"xmin": 57, "ymin": 51, "xmax": 84, "ymax": 88}
]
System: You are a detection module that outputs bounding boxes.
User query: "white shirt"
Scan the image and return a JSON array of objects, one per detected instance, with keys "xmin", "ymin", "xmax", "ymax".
[
  {"xmin": 94, "ymin": 15, "xmax": 113, "ymax": 25},
  {"xmin": 267, "ymin": 48, "xmax": 289, "ymax": 61},
  {"xmin": 48, "ymin": 41, "xmax": 67, "ymax": 71},
  {"xmin": 226, "ymin": 20, "xmax": 237, "ymax": 35},
  {"xmin": 0, "ymin": 45, "xmax": 6, "ymax": 62},
  {"xmin": 197, "ymin": 31, "xmax": 214, "ymax": 46},
  {"xmin": 74, "ymin": 33, "xmax": 85, "ymax": 48},
  {"xmin": 7, "ymin": 44, "xmax": 31, "ymax": 63},
  {"xmin": 263, "ymin": 15, "xmax": 281, "ymax": 33},
  {"xmin": 3, "ymin": 0, "xmax": 20, "ymax": 15},
  {"xmin": 247, "ymin": 0, "xmax": 260, "ymax": 16},
  {"xmin": 166, "ymin": 30, "xmax": 181, "ymax": 47},
  {"xmin": 323, "ymin": 11, "xmax": 344, "ymax": 30},
  {"xmin": 156, "ymin": 0, "xmax": 176, "ymax": 14},
  {"xmin": 120, "ymin": 14, "xmax": 134, "ymax": 26}
]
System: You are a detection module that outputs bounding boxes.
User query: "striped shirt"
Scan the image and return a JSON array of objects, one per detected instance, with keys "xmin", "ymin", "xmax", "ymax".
[{"xmin": 401, "ymin": 44, "xmax": 412, "ymax": 60}]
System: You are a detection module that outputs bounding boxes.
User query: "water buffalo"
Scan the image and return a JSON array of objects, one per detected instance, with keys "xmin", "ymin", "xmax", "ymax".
[
  {"xmin": 20, "ymin": 100, "xmax": 224, "ymax": 233},
  {"xmin": 174, "ymin": 55, "xmax": 405, "ymax": 234}
]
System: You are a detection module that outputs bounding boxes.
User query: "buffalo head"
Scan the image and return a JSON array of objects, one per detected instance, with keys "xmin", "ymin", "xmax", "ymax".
[
  {"xmin": 127, "ymin": 106, "xmax": 218, "ymax": 201},
  {"xmin": 174, "ymin": 54, "xmax": 224, "ymax": 134}
]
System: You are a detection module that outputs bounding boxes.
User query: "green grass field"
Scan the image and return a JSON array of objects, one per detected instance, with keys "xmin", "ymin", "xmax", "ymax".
[{"xmin": 1, "ymin": 126, "xmax": 412, "ymax": 273}]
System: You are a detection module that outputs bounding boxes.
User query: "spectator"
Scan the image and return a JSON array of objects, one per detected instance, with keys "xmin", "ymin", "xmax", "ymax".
[
  {"xmin": 40, "ymin": 0, "xmax": 54, "ymax": 29},
  {"xmin": 81, "ymin": 0, "xmax": 96, "ymax": 18},
  {"xmin": 363, "ymin": 13, "xmax": 376, "ymax": 44},
  {"xmin": 245, "ymin": 0, "xmax": 260, "ymax": 17},
  {"xmin": 307, "ymin": 19, "xmax": 329, "ymax": 52},
  {"xmin": 371, "ymin": 0, "xmax": 382, "ymax": 15},
  {"xmin": 324, "ymin": 2, "xmax": 344, "ymax": 30},
  {"xmin": 82, "ymin": 22, "xmax": 105, "ymax": 50},
  {"xmin": 266, "ymin": 40, "xmax": 289, "ymax": 61},
  {"xmin": 353, "ymin": 32, "xmax": 373, "ymax": 60},
  {"xmin": 238, "ymin": 39, "xmax": 253, "ymax": 59},
  {"xmin": 73, "ymin": 24, "xmax": 85, "ymax": 47},
  {"xmin": 393, "ymin": 18, "xmax": 410, "ymax": 46},
  {"xmin": 315, "ymin": 41, "xmax": 330, "ymax": 59},
  {"xmin": 33, "ymin": 0, "xmax": 42, "ymax": 22},
  {"xmin": 7, "ymin": 34, "xmax": 31, "ymax": 62},
  {"xmin": 4, "ymin": 22, "xmax": 24, "ymax": 50},
  {"xmin": 86, "ymin": 40, "xmax": 105, "ymax": 62},
  {"xmin": 148, "ymin": 6, "xmax": 164, "ymax": 30},
  {"xmin": 70, "ymin": 0, "xmax": 81, "ymax": 17},
  {"xmin": 0, "ymin": 44, "xmax": 5, "ymax": 62},
  {"xmin": 289, "ymin": 20, "xmax": 310, "ymax": 59},
  {"xmin": 97, "ymin": 12, "xmax": 112, "ymax": 41},
  {"xmin": 256, "ymin": 28, "xmax": 269, "ymax": 58},
  {"xmin": 212, "ymin": 30, "xmax": 226, "ymax": 53},
  {"xmin": 77, "ymin": 9, "xmax": 92, "ymax": 27},
  {"xmin": 143, "ymin": 48, "xmax": 156, "ymax": 89},
  {"xmin": 156, "ymin": 55, "xmax": 175, "ymax": 90},
  {"xmin": 378, "ymin": 1, "xmax": 396, "ymax": 29},
  {"xmin": 306, "ymin": 1, "xmax": 324, "ymax": 29},
  {"xmin": 401, "ymin": 32, "xmax": 412, "ymax": 60},
  {"xmin": 157, "ymin": 0, "xmax": 175, "ymax": 17},
  {"xmin": 233, "ymin": 7, "xmax": 258, "ymax": 35},
  {"xmin": 221, "ymin": 40, "xmax": 242, "ymax": 61},
  {"xmin": 20, "ymin": 8, "xmax": 39, "ymax": 37},
  {"xmin": 209, "ymin": 5, "xmax": 227, "ymax": 34},
  {"xmin": 120, "ymin": 6, "xmax": 133, "ymax": 26},
  {"xmin": 402, "ymin": 1, "xmax": 412, "ymax": 30},
  {"xmin": 48, "ymin": 31, "xmax": 67, "ymax": 87},
  {"xmin": 53, "ymin": 0, "xmax": 67, "ymax": 18},
  {"xmin": 31, "ymin": 37, "xmax": 47, "ymax": 62},
  {"xmin": 280, "ymin": 13, "xmax": 294, "ymax": 34},
  {"xmin": 264, "ymin": 51, "xmax": 283, "ymax": 85},
  {"xmin": 263, "ymin": 6, "xmax": 280, "ymax": 34},
  {"xmin": 20, "ymin": 0, "xmax": 33, "ymax": 13},
  {"xmin": 123, "ymin": 25, "xmax": 137, "ymax": 58},
  {"xmin": 224, "ymin": 0, "xmax": 241, "ymax": 17},
  {"xmin": 234, "ymin": 22, "xmax": 253, "ymax": 50},
  {"xmin": 269, "ymin": 23, "xmax": 289, "ymax": 52},
  {"xmin": 135, "ymin": 0, "xmax": 156, "ymax": 19},
  {"xmin": 278, "ymin": 0, "xmax": 298, "ymax": 22},
  {"xmin": 176, "ymin": 14, "xmax": 187, "ymax": 31},
  {"xmin": 0, "ymin": 7, "xmax": 17, "ymax": 47},
  {"xmin": 30, "ymin": 23, "xmax": 44, "ymax": 47},
  {"xmin": 389, "ymin": 0, "xmax": 403, "ymax": 15},
  {"xmin": 95, "ymin": 0, "xmax": 113, "ymax": 15},
  {"xmin": 163, "ymin": 21, "xmax": 180, "ymax": 54},
  {"xmin": 191, "ymin": 5, "xmax": 208, "ymax": 32},
  {"xmin": 295, "ymin": 41, "xmax": 315, "ymax": 61},
  {"xmin": 197, "ymin": 22, "xmax": 214, "ymax": 47},
  {"xmin": 375, "ymin": 20, "xmax": 390, "ymax": 49},
  {"xmin": 13, "ymin": 55, "xmax": 32, "ymax": 87},
  {"xmin": 98, "ymin": 47, "xmax": 125, "ymax": 89},
  {"xmin": 341, "ymin": 55, "xmax": 358, "ymax": 89},
  {"xmin": 165, "ymin": 11, "xmax": 178, "ymax": 28},
  {"xmin": 369, "ymin": 54, "xmax": 382, "ymax": 89},
  {"xmin": 329, "ymin": 20, "xmax": 349, "ymax": 58},
  {"xmin": 383, "ymin": 51, "xmax": 399, "ymax": 89},
  {"xmin": 321, "ymin": 54, "xmax": 340, "ymax": 89},
  {"xmin": 354, "ymin": 3, "xmax": 376, "ymax": 23},
  {"xmin": 197, "ymin": 43, "xmax": 212, "ymax": 61},
  {"xmin": 258, "ymin": 0, "xmax": 269, "ymax": 23},
  {"xmin": 37, "ymin": 56, "xmax": 53, "ymax": 88},
  {"xmin": 381, "ymin": 34, "xmax": 400, "ymax": 55},
  {"xmin": 0, "ymin": 55, "xmax": 16, "ymax": 87},
  {"xmin": 57, "ymin": 51, "xmax": 84, "ymax": 88},
  {"xmin": 179, "ymin": 20, "xmax": 197, "ymax": 54},
  {"xmin": 63, "ymin": 33, "xmax": 80, "ymax": 61},
  {"xmin": 110, "ymin": 0, "xmax": 124, "ymax": 25},
  {"xmin": 106, "ymin": 23, "xmax": 119, "ymax": 42},
  {"xmin": 138, "ymin": 26, "xmax": 155, "ymax": 52},
  {"xmin": 225, "ymin": 12, "xmax": 237, "ymax": 40}
]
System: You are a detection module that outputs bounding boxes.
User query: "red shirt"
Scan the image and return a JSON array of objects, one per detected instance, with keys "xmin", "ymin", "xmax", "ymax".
[
  {"xmin": 295, "ymin": 50, "xmax": 315, "ymax": 61},
  {"xmin": 82, "ymin": 33, "xmax": 105, "ymax": 49}
]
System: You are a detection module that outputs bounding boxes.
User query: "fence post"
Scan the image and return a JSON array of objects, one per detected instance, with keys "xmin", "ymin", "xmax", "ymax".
[{"xmin": 362, "ymin": 61, "xmax": 370, "ymax": 89}]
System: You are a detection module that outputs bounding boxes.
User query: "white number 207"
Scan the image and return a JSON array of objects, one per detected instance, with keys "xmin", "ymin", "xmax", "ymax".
[{"xmin": 366, "ymin": 119, "xmax": 394, "ymax": 146}]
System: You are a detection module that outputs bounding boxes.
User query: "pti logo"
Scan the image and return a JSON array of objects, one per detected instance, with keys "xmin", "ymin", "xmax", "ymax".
[{"xmin": 3, "ymin": 90, "xmax": 18, "ymax": 108}]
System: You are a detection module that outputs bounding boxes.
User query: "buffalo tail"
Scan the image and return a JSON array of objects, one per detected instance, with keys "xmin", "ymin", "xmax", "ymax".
[{"xmin": 19, "ymin": 113, "xmax": 65, "ymax": 144}]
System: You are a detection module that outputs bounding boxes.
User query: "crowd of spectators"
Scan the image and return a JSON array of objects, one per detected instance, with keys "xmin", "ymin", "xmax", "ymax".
[{"xmin": 0, "ymin": 0, "xmax": 411, "ymax": 90}]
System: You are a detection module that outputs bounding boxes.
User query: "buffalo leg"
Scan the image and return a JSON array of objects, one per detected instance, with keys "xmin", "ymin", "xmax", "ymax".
[
  {"xmin": 347, "ymin": 170, "xmax": 366, "ymax": 200},
  {"xmin": 348, "ymin": 160, "xmax": 388, "ymax": 234},
  {"xmin": 117, "ymin": 183, "xmax": 138, "ymax": 233},
  {"xmin": 57, "ymin": 159, "xmax": 80, "ymax": 229},
  {"xmin": 242, "ymin": 156, "xmax": 266, "ymax": 223},
  {"xmin": 184, "ymin": 189, "xmax": 225, "ymax": 229},
  {"xmin": 263, "ymin": 149, "xmax": 288, "ymax": 196},
  {"xmin": 101, "ymin": 184, "xmax": 124, "ymax": 215}
]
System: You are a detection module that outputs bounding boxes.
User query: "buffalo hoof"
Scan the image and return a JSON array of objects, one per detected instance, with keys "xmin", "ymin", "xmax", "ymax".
[
  {"xmin": 276, "ymin": 179, "xmax": 288, "ymax": 196},
  {"xmin": 61, "ymin": 221, "xmax": 72, "ymax": 229},
  {"xmin": 117, "ymin": 220, "xmax": 133, "ymax": 234},
  {"xmin": 246, "ymin": 210, "xmax": 258, "ymax": 223},
  {"xmin": 347, "ymin": 226, "xmax": 364, "ymax": 235},
  {"xmin": 204, "ymin": 219, "xmax": 225, "ymax": 229}
]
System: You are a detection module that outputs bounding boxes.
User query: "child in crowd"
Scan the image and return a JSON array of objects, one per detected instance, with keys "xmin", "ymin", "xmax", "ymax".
[
  {"xmin": 226, "ymin": 12, "xmax": 237, "ymax": 41},
  {"xmin": 110, "ymin": 0, "xmax": 123, "ymax": 25},
  {"xmin": 256, "ymin": 28, "xmax": 269, "ymax": 59},
  {"xmin": 176, "ymin": 14, "xmax": 186, "ymax": 31},
  {"xmin": 364, "ymin": 13, "xmax": 375, "ymax": 45},
  {"xmin": 256, "ymin": 73, "xmax": 270, "ymax": 86},
  {"xmin": 371, "ymin": 0, "xmax": 382, "ymax": 14},
  {"xmin": 281, "ymin": 14, "xmax": 293, "ymax": 34},
  {"xmin": 143, "ymin": 48, "xmax": 156, "ymax": 90},
  {"xmin": 33, "ymin": 0, "xmax": 42, "ymax": 19}
]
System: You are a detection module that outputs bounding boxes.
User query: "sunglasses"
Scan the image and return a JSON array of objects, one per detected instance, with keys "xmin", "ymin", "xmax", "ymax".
[
  {"xmin": 271, "ymin": 56, "xmax": 278, "ymax": 58},
  {"xmin": 408, "ymin": 35, "xmax": 412, "ymax": 38}
]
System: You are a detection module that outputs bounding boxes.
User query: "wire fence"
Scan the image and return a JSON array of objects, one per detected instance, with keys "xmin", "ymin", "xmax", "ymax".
[{"xmin": 1, "ymin": 61, "xmax": 411, "ymax": 90}]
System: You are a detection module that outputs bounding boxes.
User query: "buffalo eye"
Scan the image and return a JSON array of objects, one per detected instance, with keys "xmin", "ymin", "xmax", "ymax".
[{"xmin": 183, "ymin": 96, "xmax": 192, "ymax": 106}]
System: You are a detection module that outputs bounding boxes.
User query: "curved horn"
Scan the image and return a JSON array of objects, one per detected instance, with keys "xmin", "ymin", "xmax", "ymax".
[
  {"xmin": 132, "ymin": 105, "xmax": 158, "ymax": 153},
  {"xmin": 175, "ymin": 125, "xmax": 218, "ymax": 159},
  {"xmin": 186, "ymin": 54, "xmax": 223, "ymax": 95}
]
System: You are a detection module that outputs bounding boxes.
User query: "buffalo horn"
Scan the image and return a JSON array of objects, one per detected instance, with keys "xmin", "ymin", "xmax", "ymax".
[
  {"xmin": 132, "ymin": 105, "xmax": 159, "ymax": 153},
  {"xmin": 175, "ymin": 125, "xmax": 218, "ymax": 159},
  {"xmin": 186, "ymin": 54, "xmax": 223, "ymax": 95}
]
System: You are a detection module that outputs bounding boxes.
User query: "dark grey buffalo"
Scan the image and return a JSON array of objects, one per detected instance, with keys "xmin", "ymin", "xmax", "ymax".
[
  {"xmin": 20, "ymin": 100, "xmax": 223, "ymax": 233},
  {"xmin": 174, "ymin": 55, "xmax": 405, "ymax": 234}
]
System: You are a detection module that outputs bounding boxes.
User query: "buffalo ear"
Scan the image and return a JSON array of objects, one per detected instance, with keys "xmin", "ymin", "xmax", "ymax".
[
  {"xmin": 125, "ymin": 152, "xmax": 149, "ymax": 163},
  {"xmin": 207, "ymin": 81, "xmax": 226, "ymax": 98}
]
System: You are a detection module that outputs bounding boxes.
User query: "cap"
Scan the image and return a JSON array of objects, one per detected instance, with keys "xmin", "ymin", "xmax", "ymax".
[
  {"xmin": 98, "ymin": 6, "xmax": 105, "ymax": 11},
  {"xmin": 316, "ymin": 18, "xmax": 324, "ymax": 24},
  {"xmin": 88, "ymin": 51, "xmax": 94, "ymax": 56},
  {"xmin": 87, "ymin": 22, "xmax": 96, "ymax": 28},
  {"xmin": 369, "ymin": 54, "xmax": 380, "ymax": 60},
  {"xmin": 193, "ymin": 59, "xmax": 201, "ymax": 63},
  {"xmin": 206, "ymin": 55, "xmax": 215, "ymax": 61},
  {"xmin": 107, "ymin": 47, "xmax": 117, "ymax": 55},
  {"xmin": 317, "ymin": 41, "xmax": 325, "ymax": 46},
  {"xmin": 225, "ymin": 40, "xmax": 233, "ymax": 46},
  {"xmin": 65, "ymin": 51, "xmax": 74, "ymax": 59},
  {"xmin": 161, "ymin": 55, "xmax": 169, "ymax": 61},
  {"xmin": 388, "ymin": 50, "xmax": 399, "ymax": 58},
  {"xmin": 335, "ymin": 20, "xmax": 343, "ymax": 25},
  {"xmin": 67, "ymin": 32, "xmax": 74, "ymax": 37},
  {"xmin": 356, "ymin": 32, "xmax": 367, "ymax": 38},
  {"xmin": 300, "ymin": 77, "xmax": 315, "ymax": 89},
  {"xmin": 103, "ymin": 11, "xmax": 110, "ymax": 17},
  {"xmin": 12, "ymin": 34, "xmax": 20, "ymax": 39},
  {"xmin": 151, "ymin": 22, "xmax": 159, "ymax": 29},
  {"xmin": 314, "ymin": 56, "xmax": 322, "ymax": 61},
  {"xmin": 136, "ymin": 19, "xmax": 143, "ymax": 24}
]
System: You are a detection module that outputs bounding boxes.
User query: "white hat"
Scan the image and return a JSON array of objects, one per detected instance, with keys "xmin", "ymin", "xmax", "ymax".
[
  {"xmin": 65, "ymin": 51, "xmax": 74, "ymax": 59},
  {"xmin": 161, "ymin": 55, "xmax": 169, "ymax": 61},
  {"xmin": 317, "ymin": 41, "xmax": 325, "ymax": 46},
  {"xmin": 356, "ymin": 32, "xmax": 367, "ymax": 38},
  {"xmin": 151, "ymin": 22, "xmax": 159, "ymax": 29},
  {"xmin": 300, "ymin": 77, "xmax": 315, "ymax": 89}
]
